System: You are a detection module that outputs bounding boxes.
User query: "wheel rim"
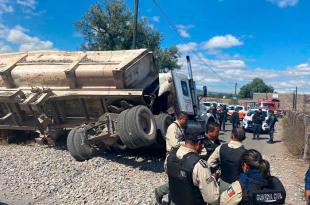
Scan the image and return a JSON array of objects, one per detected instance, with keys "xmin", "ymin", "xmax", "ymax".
[{"xmin": 138, "ymin": 110, "xmax": 155, "ymax": 137}]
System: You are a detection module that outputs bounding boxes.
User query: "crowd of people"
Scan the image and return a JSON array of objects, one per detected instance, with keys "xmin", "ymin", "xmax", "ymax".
[
  {"xmin": 206, "ymin": 105, "xmax": 278, "ymax": 144},
  {"xmin": 154, "ymin": 113, "xmax": 286, "ymax": 205}
]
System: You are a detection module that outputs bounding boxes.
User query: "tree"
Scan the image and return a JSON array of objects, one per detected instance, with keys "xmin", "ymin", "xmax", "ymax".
[
  {"xmin": 238, "ymin": 78, "xmax": 274, "ymax": 98},
  {"xmin": 75, "ymin": 0, "xmax": 179, "ymax": 71}
]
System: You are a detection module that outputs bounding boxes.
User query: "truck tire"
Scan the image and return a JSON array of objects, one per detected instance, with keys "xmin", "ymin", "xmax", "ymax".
[
  {"xmin": 67, "ymin": 126, "xmax": 94, "ymax": 161},
  {"xmin": 117, "ymin": 106, "xmax": 156, "ymax": 149},
  {"xmin": 116, "ymin": 109, "xmax": 136, "ymax": 147},
  {"xmin": 155, "ymin": 113, "xmax": 174, "ymax": 139},
  {"xmin": 128, "ymin": 105, "xmax": 157, "ymax": 147},
  {"xmin": 67, "ymin": 128, "xmax": 81, "ymax": 160}
]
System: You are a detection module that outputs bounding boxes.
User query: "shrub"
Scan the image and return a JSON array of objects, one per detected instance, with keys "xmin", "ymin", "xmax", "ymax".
[{"xmin": 281, "ymin": 112, "xmax": 306, "ymax": 156}]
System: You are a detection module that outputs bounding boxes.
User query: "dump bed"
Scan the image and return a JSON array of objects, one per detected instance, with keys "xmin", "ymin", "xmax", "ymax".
[
  {"xmin": 0, "ymin": 49, "xmax": 159, "ymax": 132},
  {"xmin": 0, "ymin": 49, "xmax": 158, "ymax": 90}
]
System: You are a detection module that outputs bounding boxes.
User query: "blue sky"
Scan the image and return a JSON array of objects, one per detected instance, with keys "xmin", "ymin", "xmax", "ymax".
[{"xmin": 0, "ymin": 0, "xmax": 309, "ymax": 94}]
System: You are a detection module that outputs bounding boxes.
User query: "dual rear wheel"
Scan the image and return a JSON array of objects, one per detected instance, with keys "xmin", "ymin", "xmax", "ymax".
[{"xmin": 67, "ymin": 105, "xmax": 173, "ymax": 161}]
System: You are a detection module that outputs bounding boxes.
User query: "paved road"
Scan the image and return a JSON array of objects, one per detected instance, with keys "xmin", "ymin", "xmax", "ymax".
[{"xmin": 219, "ymin": 123, "xmax": 286, "ymax": 155}]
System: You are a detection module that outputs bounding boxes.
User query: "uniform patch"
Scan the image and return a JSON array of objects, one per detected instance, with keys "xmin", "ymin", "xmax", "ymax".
[
  {"xmin": 227, "ymin": 186, "xmax": 235, "ymax": 198},
  {"xmin": 206, "ymin": 176, "xmax": 216, "ymax": 184},
  {"xmin": 199, "ymin": 159, "xmax": 208, "ymax": 168}
]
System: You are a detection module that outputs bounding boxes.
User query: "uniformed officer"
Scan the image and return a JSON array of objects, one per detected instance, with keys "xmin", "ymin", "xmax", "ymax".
[
  {"xmin": 231, "ymin": 108, "xmax": 240, "ymax": 129},
  {"xmin": 220, "ymin": 149, "xmax": 286, "ymax": 205},
  {"xmin": 165, "ymin": 112, "xmax": 188, "ymax": 152},
  {"xmin": 166, "ymin": 131, "xmax": 220, "ymax": 205},
  {"xmin": 155, "ymin": 113, "xmax": 188, "ymax": 203},
  {"xmin": 201, "ymin": 122, "xmax": 221, "ymax": 161},
  {"xmin": 207, "ymin": 128, "xmax": 246, "ymax": 193},
  {"xmin": 266, "ymin": 110, "xmax": 278, "ymax": 144},
  {"xmin": 252, "ymin": 109, "xmax": 264, "ymax": 140}
]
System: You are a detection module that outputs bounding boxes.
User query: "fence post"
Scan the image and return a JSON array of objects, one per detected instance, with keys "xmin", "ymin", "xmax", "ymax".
[
  {"xmin": 303, "ymin": 114, "xmax": 308, "ymax": 160},
  {"xmin": 303, "ymin": 93, "xmax": 309, "ymax": 160}
]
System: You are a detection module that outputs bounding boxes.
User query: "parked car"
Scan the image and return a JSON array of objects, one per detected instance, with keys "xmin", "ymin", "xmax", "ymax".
[
  {"xmin": 201, "ymin": 101, "xmax": 217, "ymax": 110},
  {"xmin": 242, "ymin": 109, "xmax": 269, "ymax": 133},
  {"xmin": 227, "ymin": 105, "xmax": 247, "ymax": 120}
]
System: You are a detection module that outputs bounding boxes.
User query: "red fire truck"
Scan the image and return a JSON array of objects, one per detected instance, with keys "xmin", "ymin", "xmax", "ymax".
[{"xmin": 259, "ymin": 99, "xmax": 280, "ymax": 111}]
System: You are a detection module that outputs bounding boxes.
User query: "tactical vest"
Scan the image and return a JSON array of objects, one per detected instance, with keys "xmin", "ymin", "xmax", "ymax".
[
  {"xmin": 220, "ymin": 143, "xmax": 246, "ymax": 183},
  {"xmin": 167, "ymin": 149, "xmax": 205, "ymax": 205},
  {"xmin": 240, "ymin": 176, "xmax": 286, "ymax": 205},
  {"xmin": 203, "ymin": 138, "xmax": 221, "ymax": 160}
]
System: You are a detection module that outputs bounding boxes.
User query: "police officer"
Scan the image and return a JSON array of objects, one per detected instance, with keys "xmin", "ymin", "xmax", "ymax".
[
  {"xmin": 252, "ymin": 109, "xmax": 264, "ymax": 140},
  {"xmin": 231, "ymin": 108, "xmax": 240, "ymax": 129},
  {"xmin": 222, "ymin": 105, "xmax": 228, "ymax": 132},
  {"xmin": 266, "ymin": 110, "xmax": 278, "ymax": 144},
  {"xmin": 165, "ymin": 112, "xmax": 188, "ymax": 152},
  {"xmin": 201, "ymin": 123, "xmax": 221, "ymax": 161},
  {"xmin": 220, "ymin": 149, "xmax": 286, "ymax": 205},
  {"xmin": 166, "ymin": 130, "xmax": 219, "ymax": 205},
  {"xmin": 155, "ymin": 113, "xmax": 188, "ymax": 203},
  {"xmin": 207, "ymin": 128, "xmax": 246, "ymax": 193}
]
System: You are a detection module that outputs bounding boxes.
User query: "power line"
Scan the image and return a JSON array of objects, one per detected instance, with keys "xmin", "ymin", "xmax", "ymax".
[{"xmin": 151, "ymin": 0, "xmax": 232, "ymax": 83}]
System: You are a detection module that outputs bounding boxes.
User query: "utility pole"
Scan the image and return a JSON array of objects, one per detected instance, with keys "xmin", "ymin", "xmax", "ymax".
[
  {"xmin": 131, "ymin": 0, "xmax": 139, "ymax": 49},
  {"xmin": 295, "ymin": 86, "xmax": 298, "ymax": 111}
]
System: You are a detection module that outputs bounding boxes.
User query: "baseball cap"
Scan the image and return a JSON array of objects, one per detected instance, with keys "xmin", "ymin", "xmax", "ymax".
[{"xmin": 185, "ymin": 130, "xmax": 205, "ymax": 141}]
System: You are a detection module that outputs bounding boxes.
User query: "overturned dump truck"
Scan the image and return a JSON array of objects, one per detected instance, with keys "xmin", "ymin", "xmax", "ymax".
[{"xmin": 0, "ymin": 49, "xmax": 205, "ymax": 161}]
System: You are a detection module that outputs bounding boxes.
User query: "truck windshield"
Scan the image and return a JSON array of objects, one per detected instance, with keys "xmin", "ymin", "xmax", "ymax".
[{"xmin": 262, "ymin": 103, "xmax": 274, "ymax": 107}]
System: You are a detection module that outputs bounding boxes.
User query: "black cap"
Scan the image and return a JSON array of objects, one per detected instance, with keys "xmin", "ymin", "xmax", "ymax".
[
  {"xmin": 185, "ymin": 134, "xmax": 205, "ymax": 141},
  {"xmin": 185, "ymin": 128, "xmax": 205, "ymax": 141}
]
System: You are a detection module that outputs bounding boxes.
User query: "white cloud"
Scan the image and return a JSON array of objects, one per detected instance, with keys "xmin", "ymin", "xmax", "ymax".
[
  {"xmin": 6, "ymin": 25, "xmax": 53, "ymax": 51},
  {"xmin": 176, "ymin": 42, "xmax": 198, "ymax": 52},
  {"xmin": 0, "ymin": 25, "xmax": 54, "ymax": 51},
  {"xmin": 17, "ymin": 0, "xmax": 37, "ymax": 10},
  {"xmin": 286, "ymin": 63, "xmax": 310, "ymax": 76},
  {"xmin": 203, "ymin": 34, "xmax": 243, "ymax": 50},
  {"xmin": 0, "ymin": 0, "xmax": 14, "ymax": 16},
  {"xmin": 207, "ymin": 59, "xmax": 246, "ymax": 70},
  {"xmin": 267, "ymin": 0, "xmax": 299, "ymax": 8},
  {"xmin": 176, "ymin": 50, "xmax": 310, "ymax": 93},
  {"xmin": 176, "ymin": 24, "xmax": 194, "ymax": 38},
  {"xmin": 151, "ymin": 16, "xmax": 160, "ymax": 22}
]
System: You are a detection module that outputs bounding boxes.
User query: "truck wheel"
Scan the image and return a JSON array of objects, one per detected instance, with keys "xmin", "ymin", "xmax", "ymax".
[
  {"xmin": 155, "ymin": 113, "xmax": 174, "ymax": 139},
  {"xmin": 128, "ymin": 105, "xmax": 156, "ymax": 147},
  {"xmin": 67, "ymin": 126, "xmax": 94, "ymax": 161},
  {"xmin": 117, "ymin": 106, "xmax": 156, "ymax": 149},
  {"xmin": 116, "ymin": 109, "xmax": 137, "ymax": 148},
  {"xmin": 67, "ymin": 128, "xmax": 81, "ymax": 160}
]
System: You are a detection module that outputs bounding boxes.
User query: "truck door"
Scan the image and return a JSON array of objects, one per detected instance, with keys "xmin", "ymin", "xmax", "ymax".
[{"xmin": 172, "ymin": 71, "xmax": 194, "ymax": 115}]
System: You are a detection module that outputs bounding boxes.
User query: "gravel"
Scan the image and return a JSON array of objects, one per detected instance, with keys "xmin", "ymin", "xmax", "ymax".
[
  {"xmin": 0, "ymin": 125, "xmax": 308, "ymax": 205},
  {"xmin": 0, "ymin": 144, "xmax": 166, "ymax": 205},
  {"xmin": 264, "ymin": 153, "xmax": 307, "ymax": 205}
]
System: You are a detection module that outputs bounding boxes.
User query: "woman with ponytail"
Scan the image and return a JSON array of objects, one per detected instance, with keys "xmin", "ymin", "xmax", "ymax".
[{"xmin": 220, "ymin": 149, "xmax": 286, "ymax": 205}]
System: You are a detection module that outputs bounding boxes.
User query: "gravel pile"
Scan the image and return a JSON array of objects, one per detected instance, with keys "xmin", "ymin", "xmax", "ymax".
[{"xmin": 0, "ymin": 144, "xmax": 166, "ymax": 205}]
